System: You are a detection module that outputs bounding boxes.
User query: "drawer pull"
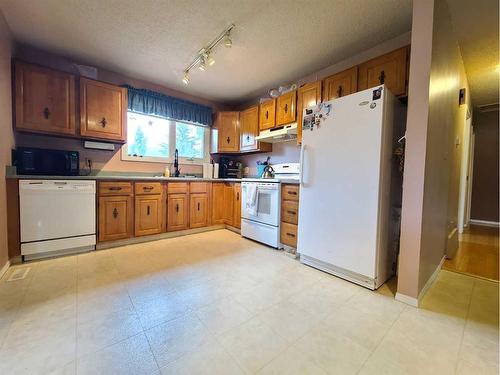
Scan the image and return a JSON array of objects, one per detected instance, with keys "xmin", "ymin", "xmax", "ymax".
[
  {"xmin": 143, "ymin": 186, "xmax": 154, "ymax": 190},
  {"xmin": 287, "ymin": 191, "xmax": 297, "ymax": 195},
  {"xmin": 286, "ymin": 210, "xmax": 296, "ymax": 215},
  {"xmin": 286, "ymin": 232, "xmax": 296, "ymax": 237},
  {"xmin": 43, "ymin": 107, "xmax": 50, "ymax": 119},
  {"xmin": 112, "ymin": 208, "xmax": 118, "ymax": 219},
  {"xmin": 108, "ymin": 187, "xmax": 122, "ymax": 191}
]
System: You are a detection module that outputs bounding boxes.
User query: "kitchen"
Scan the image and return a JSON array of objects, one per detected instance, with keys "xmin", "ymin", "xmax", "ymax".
[{"xmin": 0, "ymin": 1, "xmax": 498, "ymax": 374}]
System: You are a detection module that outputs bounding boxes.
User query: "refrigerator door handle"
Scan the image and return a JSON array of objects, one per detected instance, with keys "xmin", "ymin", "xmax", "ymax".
[{"xmin": 299, "ymin": 144, "xmax": 306, "ymax": 186}]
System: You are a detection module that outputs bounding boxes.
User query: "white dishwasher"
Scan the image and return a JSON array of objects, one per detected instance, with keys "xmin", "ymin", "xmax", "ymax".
[{"xmin": 19, "ymin": 180, "xmax": 96, "ymax": 260}]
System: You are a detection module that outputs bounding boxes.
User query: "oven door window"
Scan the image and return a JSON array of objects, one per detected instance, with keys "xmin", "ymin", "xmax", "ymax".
[{"xmin": 257, "ymin": 191, "xmax": 272, "ymax": 215}]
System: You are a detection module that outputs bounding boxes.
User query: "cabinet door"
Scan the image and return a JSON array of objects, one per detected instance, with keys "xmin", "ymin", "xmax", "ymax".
[
  {"xmin": 232, "ymin": 183, "xmax": 241, "ymax": 229},
  {"xmin": 190, "ymin": 193, "xmax": 208, "ymax": 229},
  {"xmin": 216, "ymin": 112, "xmax": 240, "ymax": 152},
  {"xmin": 15, "ymin": 62, "xmax": 76, "ymax": 135},
  {"xmin": 98, "ymin": 195, "xmax": 133, "ymax": 242},
  {"xmin": 211, "ymin": 183, "xmax": 226, "ymax": 224},
  {"xmin": 276, "ymin": 91, "xmax": 297, "ymax": 126},
  {"xmin": 297, "ymin": 81, "xmax": 321, "ymax": 145},
  {"xmin": 322, "ymin": 67, "xmax": 358, "ymax": 101},
  {"xmin": 223, "ymin": 183, "xmax": 234, "ymax": 226},
  {"xmin": 240, "ymin": 106, "xmax": 259, "ymax": 151},
  {"xmin": 80, "ymin": 78, "xmax": 127, "ymax": 142},
  {"xmin": 167, "ymin": 194, "xmax": 188, "ymax": 231},
  {"xmin": 357, "ymin": 46, "xmax": 409, "ymax": 97},
  {"xmin": 135, "ymin": 195, "xmax": 163, "ymax": 236},
  {"xmin": 259, "ymin": 99, "xmax": 276, "ymax": 130}
]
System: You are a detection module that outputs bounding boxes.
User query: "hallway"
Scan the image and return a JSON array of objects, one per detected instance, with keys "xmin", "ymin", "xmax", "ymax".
[{"xmin": 443, "ymin": 225, "xmax": 499, "ymax": 281}]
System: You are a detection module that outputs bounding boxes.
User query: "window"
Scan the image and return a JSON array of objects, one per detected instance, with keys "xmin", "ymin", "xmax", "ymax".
[{"xmin": 122, "ymin": 112, "xmax": 209, "ymax": 163}]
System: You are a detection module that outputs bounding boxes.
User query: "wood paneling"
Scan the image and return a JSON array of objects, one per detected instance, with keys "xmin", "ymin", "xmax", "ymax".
[
  {"xmin": 135, "ymin": 194, "xmax": 163, "ymax": 236},
  {"xmin": 190, "ymin": 193, "xmax": 209, "ymax": 229},
  {"xmin": 98, "ymin": 195, "xmax": 133, "ymax": 242},
  {"xmin": 15, "ymin": 61, "xmax": 76, "ymax": 136},
  {"xmin": 322, "ymin": 67, "xmax": 358, "ymax": 101},
  {"xmin": 276, "ymin": 90, "xmax": 297, "ymax": 126},
  {"xmin": 216, "ymin": 111, "xmax": 240, "ymax": 152},
  {"xmin": 167, "ymin": 193, "xmax": 188, "ymax": 231},
  {"xmin": 233, "ymin": 183, "xmax": 241, "ymax": 229},
  {"xmin": 297, "ymin": 81, "xmax": 321, "ymax": 145},
  {"xmin": 259, "ymin": 99, "xmax": 276, "ymax": 130},
  {"xmin": 80, "ymin": 78, "xmax": 127, "ymax": 142},
  {"xmin": 240, "ymin": 105, "xmax": 272, "ymax": 153},
  {"xmin": 357, "ymin": 46, "xmax": 409, "ymax": 97}
]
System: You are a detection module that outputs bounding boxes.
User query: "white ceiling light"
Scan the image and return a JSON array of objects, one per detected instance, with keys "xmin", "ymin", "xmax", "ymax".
[{"xmin": 181, "ymin": 24, "xmax": 234, "ymax": 84}]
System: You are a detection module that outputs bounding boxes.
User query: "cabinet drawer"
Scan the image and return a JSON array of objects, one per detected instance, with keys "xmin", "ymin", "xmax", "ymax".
[
  {"xmin": 167, "ymin": 182, "xmax": 189, "ymax": 194},
  {"xmin": 99, "ymin": 181, "xmax": 132, "ymax": 196},
  {"xmin": 281, "ymin": 184, "xmax": 299, "ymax": 201},
  {"xmin": 190, "ymin": 182, "xmax": 209, "ymax": 194},
  {"xmin": 281, "ymin": 200, "xmax": 299, "ymax": 225},
  {"xmin": 280, "ymin": 222, "xmax": 298, "ymax": 248},
  {"xmin": 135, "ymin": 182, "xmax": 163, "ymax": 195}
]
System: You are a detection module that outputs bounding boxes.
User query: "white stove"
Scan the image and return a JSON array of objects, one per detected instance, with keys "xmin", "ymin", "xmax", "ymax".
[{"xmin": 241, "ymin": 163, "xmax": 300, "ymax": 247}]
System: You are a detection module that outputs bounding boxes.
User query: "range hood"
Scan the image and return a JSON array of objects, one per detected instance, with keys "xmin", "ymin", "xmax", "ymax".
[{"xmin": 255, "ymin": 123, "xmax": 297, "ymax": 143}]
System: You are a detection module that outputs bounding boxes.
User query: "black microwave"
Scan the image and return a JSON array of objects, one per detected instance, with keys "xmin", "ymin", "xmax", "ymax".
[{"xmin": 13, "ymin": 147, "xmax": 80, "ymax": 176}]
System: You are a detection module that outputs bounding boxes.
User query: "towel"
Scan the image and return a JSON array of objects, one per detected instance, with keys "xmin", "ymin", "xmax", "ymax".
[{"xmin": 245, "ymin": 184, "xmax": 259, "ymax": 216}]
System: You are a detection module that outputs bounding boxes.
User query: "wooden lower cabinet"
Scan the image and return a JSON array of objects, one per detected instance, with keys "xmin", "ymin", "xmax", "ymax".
[
  {"xmin": 190, "ymin": 193, "xmax": 209, "ymax": 229},
  {"xmin": 167, "ymin": 193, "xmax": 188, "ymax": 231},
  {"xmin": 233, "ymin": 183, "xmax": 241, "ymax": 229},
  {"xmin": 280, "ymin": 184, "xmax": 300, "ymax": 249},
  {"xmin": 98, "ymin": 195, "xmax": 134, "ymax": 242},
  {"xmin": 280, "ymin": 222, "xmax": 298, "ymax": 248},
  {"xmin": 135, "ymin": 194, "xmax": 163, "ymax": 236},
  {"xmin": 211, "ymin": 183, "xmax": 226, "ymax": 224},
  {"xmin": 223, "ymin": 183, "xmax": 234, "ymax": 226}
]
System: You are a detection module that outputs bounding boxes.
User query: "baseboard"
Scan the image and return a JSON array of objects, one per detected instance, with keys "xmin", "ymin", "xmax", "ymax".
[
  {"xmin": 470, "ymin": 219, "xmax": 500, "ymax": 228},
  {"xmin": 395, "ymin": 292, "xmax": 418, "ymax": 307},
  {"xmin": 417, "ymin": 255, "xmax": 446, "ymax": 304},
  {"xmin": 0, "ymin": 260, "xmax": 10, "ymax": 279}
]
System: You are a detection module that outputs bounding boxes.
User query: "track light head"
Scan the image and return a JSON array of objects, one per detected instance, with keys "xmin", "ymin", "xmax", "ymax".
[
  {"xmin": 182, "ymin": 71, "xmax": 190, "ymax": 85},
  {"xmin": 224, "ymin": 33, "xmax": 232, "ymax": 48}
]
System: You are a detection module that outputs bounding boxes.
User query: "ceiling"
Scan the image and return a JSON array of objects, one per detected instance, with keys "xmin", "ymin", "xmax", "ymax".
[
  {"xmin": 447, "ymin": 0, "xmax": 499, "ymax": 106},
  {"xmin": 0, "ymin": 0, "xmax": 412, "ymax": 104}
]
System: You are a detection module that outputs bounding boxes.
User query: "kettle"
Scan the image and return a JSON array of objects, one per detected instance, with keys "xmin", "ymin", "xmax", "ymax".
[{"xmin": 261, "ymin": 165, "xmax": 274, "ymax": 179}]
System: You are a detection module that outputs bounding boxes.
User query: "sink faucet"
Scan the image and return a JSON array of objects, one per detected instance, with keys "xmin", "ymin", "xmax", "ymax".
[{"xmin": 174, "ymin": 149, "xmax": 180, "ymax": 177}]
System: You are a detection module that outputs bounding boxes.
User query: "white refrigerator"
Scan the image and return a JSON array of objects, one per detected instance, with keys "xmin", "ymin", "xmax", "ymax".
[{"xmin": 298, "ymin": 85, "xmax": 400, "ymax": 290}]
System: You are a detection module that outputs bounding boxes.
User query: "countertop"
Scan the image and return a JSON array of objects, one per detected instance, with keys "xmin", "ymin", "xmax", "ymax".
[{"xmin": 6, "ymin": 174, "xmax": 300, "ymax": 184}]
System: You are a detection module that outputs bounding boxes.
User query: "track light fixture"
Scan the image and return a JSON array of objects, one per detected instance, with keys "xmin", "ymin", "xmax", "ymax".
[{"xmin": 181, "ymin": 24, "xmax": 234, "ymax": 85}]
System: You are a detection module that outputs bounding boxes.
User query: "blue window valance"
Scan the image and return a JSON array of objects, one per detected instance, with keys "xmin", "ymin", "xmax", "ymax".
[{"xmin": 123, "ymin": 85, "xmax": 213, "ymax": 126}]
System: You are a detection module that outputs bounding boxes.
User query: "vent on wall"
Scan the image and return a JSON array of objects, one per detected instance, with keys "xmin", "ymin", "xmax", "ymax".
[{"xmin": 477, "ymin": 103, "xmax": 499, "ymax": 112}]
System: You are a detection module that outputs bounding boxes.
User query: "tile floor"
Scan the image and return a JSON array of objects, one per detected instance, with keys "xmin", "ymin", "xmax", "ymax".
[{"xmin": 0, "ymin": 229, "xmax": 497, "ymax": 374}]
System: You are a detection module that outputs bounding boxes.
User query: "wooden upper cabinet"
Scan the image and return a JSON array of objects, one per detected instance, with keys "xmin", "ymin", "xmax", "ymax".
[
  {"xmin": 297, "ymin": 81, "xmax": 321, "ymax": 145},
  {"xmin": 167, "ymin": 193, "xmax": 189, "ymax": 231},
  {"xmin": 322, "ymin": 67, "xmax": 358, "ymax": 101},
  {"xmin": 276, "ymin": 90, "xmax": 297, "ymax": 126},
  {"xmin": 259, "ymin": 99, "xmax": 276, "ymax": 130},
  {"xmin": 14, "ymin": 62, "xmax": 76, "ymax": 135},
  {"xmin": 80, "ymin": 78, "xmax": 127, "ymax": 142},
  {"xmin": 357, "ymin": 46, "xmax": 409, "ymax": 97},
  {"xmin": 232, "ymin": 183, "xmax": 241, "ymax": 229},
  {"xmin": 239, "ymin": 106, "xmax": 272, "ymax": 153},
  {"xmin": 216, "ymin": 111, "xmax": 240, "ymax": 152}
]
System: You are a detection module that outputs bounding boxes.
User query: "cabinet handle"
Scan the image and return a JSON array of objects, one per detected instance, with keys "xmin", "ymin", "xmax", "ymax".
[
  {"xmin": 286, "ymin": 232, "xmax": 296, "ymax": 238},
  {"xmin": 378, "ymin": 70, "xmax": 386, "ymax": 84},
  {"xmin": 176, "ymin": 203, "xmax": 179, "ymax": 213},
  {"xmin": 109, "ymin": 187, "xmax": 122, "ymax": 191},
  {"xmin": 284, "ymin": 103, "xmax": 288, "ymax": 113},
  {"xmin": 287, "ymin": 191, "xmax": 297, "ymax": 195},
  {"xmin": 112, "ymin": 208, "xmax": 118, "ymax": 219},
  {"xmin": 197, "ymin": 202, "xmax": 200, "ymax": 211},
  {"xmin": 236, "ymin": 192, "xmax": 239, "ymax": 200},
  {"xmin": 226, "ymin": 136, "xmax": 230, "ymax": 144},
  {"xmin": 143, "ymin": 186, "xmax": 154, "ymax": 191},
  {"xmin": 43, "ymin": 107, "xmax": 50, "ymax": 119},
  {"xmin": 287, "ymin": 210, "xmax": 296, "ymax": 215},
  {"xmin": 265, "ymin": 110, "xmax": 269, "ymax": 119},
  {"xmin": 100, "ymin": 117, "xmax": 107, "ymax": 127},
  {"xmin": 337, "ymin": 85, "xmax": 343, "ymax": 97},
  {"xmin": 246, "ymin": 135, "xmax": 250, "ymax": 141},
  {"xmin": 147, "ymin": 205, "xmax": 150, "ymax": 215}
]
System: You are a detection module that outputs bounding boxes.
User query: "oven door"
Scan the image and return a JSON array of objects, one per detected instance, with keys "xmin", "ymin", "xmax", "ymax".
[{"xmin": 241, "ymin": 182, "xmax": 280, "ymax": 227}]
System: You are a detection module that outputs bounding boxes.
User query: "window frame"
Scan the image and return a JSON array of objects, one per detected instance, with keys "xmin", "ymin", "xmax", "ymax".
[{"xmin": 121, "ymin": 111, "xmax": 211, "ymax": 165}]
